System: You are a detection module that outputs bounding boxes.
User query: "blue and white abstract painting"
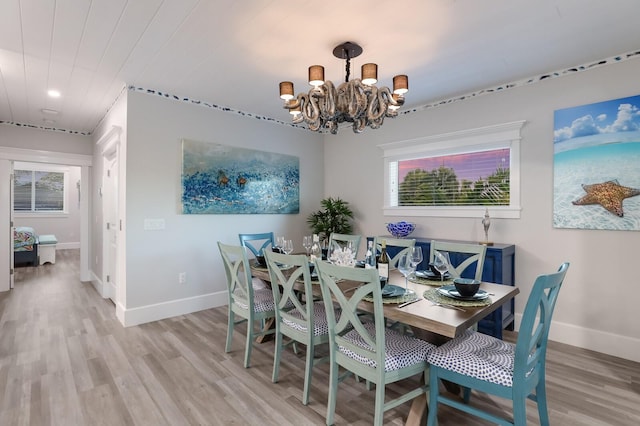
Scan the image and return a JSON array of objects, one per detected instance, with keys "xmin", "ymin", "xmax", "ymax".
[
  {"xmin": 181, "ymin": 139, "xmax": 299, "ymax": 214},
  {"xmin": 554, "ymin": 94, "xmax": 640, "ymax": 230}
]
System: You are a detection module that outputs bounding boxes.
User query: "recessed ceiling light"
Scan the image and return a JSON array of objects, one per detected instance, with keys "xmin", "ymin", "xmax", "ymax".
[
  {"xmin": 47, "ymin": 89, "xmax": 61, "ymax": 98},
  {"xmin": 41, "ymin": 108, "xmax": 59, "ymax": 115}
]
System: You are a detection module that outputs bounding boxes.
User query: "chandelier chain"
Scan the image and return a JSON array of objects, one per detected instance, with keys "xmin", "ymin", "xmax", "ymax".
[{"xmin": 344, "ymin": 49, "xmax": 351, "ymax": 83}]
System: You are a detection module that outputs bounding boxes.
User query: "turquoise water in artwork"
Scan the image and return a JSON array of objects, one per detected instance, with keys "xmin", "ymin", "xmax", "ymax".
[
  {"xmin": 181, "ymin": 140, "xmax": 299, "ymax": 214},
  {"xmin": 554, "ymin": 137, "xmax": 640, "ymax": 230}
]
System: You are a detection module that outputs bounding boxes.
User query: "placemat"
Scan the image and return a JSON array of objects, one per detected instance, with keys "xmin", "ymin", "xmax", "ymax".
[
  {"xmin": 408, "ymin": 275, "xmax": 453, "ymax": 287},
  {"xmin": 423, "ymin": 288, "xmax": 492, "ymax": 307}
]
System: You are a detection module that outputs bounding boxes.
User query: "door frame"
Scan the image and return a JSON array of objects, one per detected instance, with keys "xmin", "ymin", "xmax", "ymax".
[
  {"xmin": 97, "ymin": 126, "xmax": 123, "ymax": 308},
  {"xmin": 0, "ymin": 147, "xmax": 92, "ymax": 292}
]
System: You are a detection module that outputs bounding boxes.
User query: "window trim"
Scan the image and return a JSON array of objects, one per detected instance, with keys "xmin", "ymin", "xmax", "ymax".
[
  {"xmin": 13, "ymin": 162, "xmax": 70, "ymax": 216},
  {"xmin": 378, "ymin": 120, "xmax": 525, "ymax": 219}
]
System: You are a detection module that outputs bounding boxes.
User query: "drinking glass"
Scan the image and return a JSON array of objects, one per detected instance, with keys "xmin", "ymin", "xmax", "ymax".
[
  {"xmin": 302, "ymin": 235, "xmax": 312, "ymax": 256},
  {"xmin": 433, "ymin": 250, "xmax": 450, "ymax": 283},
  {"xmin": 397, "ymin": 253, "xmax": 415, "ymax": 294},
  {"xmin": 283, "ymin": 239, "xmax": 294, "ymax": 255},
  {"xmin": 409, "ymin": 247, "xmax": 423, "ymax": 277},
  {"xmin": 347, "ymin": 241, "xmax": 356, "ymax": 261},
  {"xmin": 275, "ymin": 235, "xmax": 285, "ymax": 253}
]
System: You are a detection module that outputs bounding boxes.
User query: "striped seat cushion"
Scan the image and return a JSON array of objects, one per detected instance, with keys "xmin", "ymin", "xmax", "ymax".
[
  {"xmin": 427, "ymin": 329, "xmax": 515, "ymax": 387},
  {"xmin": 282, "ymin": 302, "xmax": 340, "ymax": 336},
  {"xmin": 339, "ymin": 322, "xmax": 435, "ymax": 371}
]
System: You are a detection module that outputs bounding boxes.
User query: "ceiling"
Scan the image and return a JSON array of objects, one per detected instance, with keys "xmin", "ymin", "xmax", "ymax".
[{"xmin": 1, "ymin": 0, "xmax": 640, "ymax": 136}]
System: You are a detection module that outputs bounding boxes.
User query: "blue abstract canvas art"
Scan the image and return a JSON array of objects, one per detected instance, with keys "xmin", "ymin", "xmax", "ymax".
[
  {"xmin": 553, "ymin": 94, "xmax": 640, "ymax": 230},
  {"xmin": 181, "ymin": 139, "xmax": 299, "ymax": 214}
]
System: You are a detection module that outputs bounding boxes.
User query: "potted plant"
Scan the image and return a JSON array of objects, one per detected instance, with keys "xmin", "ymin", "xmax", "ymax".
[{"xmin": 307, "ymin": 197, "xmax": 354, "ymax": 248}]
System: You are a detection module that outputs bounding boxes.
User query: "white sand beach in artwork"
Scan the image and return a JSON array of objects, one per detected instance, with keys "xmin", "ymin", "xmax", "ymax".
[{"xmin": 553, "ymin": 141, "xmax": 640, "ymax": 230}]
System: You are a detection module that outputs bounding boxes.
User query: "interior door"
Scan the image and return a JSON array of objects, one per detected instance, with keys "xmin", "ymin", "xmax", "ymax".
[
  {"xmin": 9, "ymin": 164, "xmax": 14, "ymax": 289},
  {"xmin": 104, "ymin": 157, "xmax": 118, "ymax": 303}
]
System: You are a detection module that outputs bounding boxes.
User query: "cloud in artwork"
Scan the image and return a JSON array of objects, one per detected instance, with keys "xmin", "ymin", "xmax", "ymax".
[
  {"xmin": 601, "ymin": 103, "xmax": 640, "ymax": 133},
  {"xmin": 554, "ymin": 102, "xmax": 640, "ymax": 142}
]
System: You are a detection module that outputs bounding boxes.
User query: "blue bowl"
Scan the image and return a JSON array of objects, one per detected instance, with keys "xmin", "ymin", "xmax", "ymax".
[
  {"xmin": 453, "ymin": 278, "xmax": 481, "ymax": 297},
  {"xmin": 386, "ymin": 221, "xmax": 415, "ymax": 238}
]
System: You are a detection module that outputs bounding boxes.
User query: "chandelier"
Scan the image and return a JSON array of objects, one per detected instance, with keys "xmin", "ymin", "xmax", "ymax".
[{"xmin": 278, "ymin": 42, "xmax": 408, "ymax": 134}]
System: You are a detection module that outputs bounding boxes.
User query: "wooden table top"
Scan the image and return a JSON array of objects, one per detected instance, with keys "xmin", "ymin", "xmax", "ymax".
[{"xmin": 251, "ymin": 264, "xmax": 519, "ymax": 340}]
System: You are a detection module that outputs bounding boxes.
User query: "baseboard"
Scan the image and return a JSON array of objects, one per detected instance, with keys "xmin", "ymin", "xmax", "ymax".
[
  {"xmin": 89, "ymin": 270, "xmax": 105, "ymax": 297},
  {"xmin": 514, "ymin": 314, "xmax": 640, "ymax": 363},
  {"xmin": 120, "ymin": 291, "xmax": 228, "ymax": 327}
]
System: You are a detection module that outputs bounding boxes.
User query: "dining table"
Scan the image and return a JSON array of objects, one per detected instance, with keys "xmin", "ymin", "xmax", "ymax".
[{"xmin": 250, "ymin": 261, "xmax": 520, "ymax": 425}]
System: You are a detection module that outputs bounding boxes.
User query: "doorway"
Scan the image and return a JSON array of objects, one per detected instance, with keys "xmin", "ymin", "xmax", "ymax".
[{"xmin": 0, "ymin": 149, "xmax": 92, "ymax": 293}]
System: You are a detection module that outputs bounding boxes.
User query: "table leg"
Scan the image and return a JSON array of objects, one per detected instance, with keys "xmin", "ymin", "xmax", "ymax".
[
  {"xmin": 403, "ymin": 328, "xmax": 462, "ymax": 425},
  {"xmin": 255, "ymin": 318, "xmax": 275, "ymax": 343}
]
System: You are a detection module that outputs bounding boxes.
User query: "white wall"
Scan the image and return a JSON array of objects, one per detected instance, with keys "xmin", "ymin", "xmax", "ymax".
[
  {"xmin": 117, "ymin": 91, "xmax": 323, "ymax": 325},
  {"xmin": 323, "ymin": 58, "xmax": 640, "ymax": 362},
  {"xmin": 0, "ymin": 125, "xmax": 92, "ymax": 155}
]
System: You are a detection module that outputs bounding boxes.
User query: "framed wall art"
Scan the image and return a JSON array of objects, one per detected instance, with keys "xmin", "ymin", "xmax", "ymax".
[
  {"xmin": 553, "ymin": 94, "xmax": 640, "ymax": 230},
  {"xmin": 181, "ymin": 139, "xmax": 299, "ymax": 214}
]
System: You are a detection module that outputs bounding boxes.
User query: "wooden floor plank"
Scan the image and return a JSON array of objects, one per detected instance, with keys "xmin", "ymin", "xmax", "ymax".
[{"xmin": 2, "ymin": 249, "xmax": 639, "ymax": 425}]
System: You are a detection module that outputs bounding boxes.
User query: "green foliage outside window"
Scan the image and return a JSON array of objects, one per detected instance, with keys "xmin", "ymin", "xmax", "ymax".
[{"xmin": 398, "ymin": 165, "xmax": 510, "ymax": 206}]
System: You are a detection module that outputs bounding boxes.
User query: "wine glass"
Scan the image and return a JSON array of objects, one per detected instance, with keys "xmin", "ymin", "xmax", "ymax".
[
  {"xmin": 397, "ymin": 253, "xmax": 415, "ymax": 294},
  {"xmin": 283, "ymin": 239, "xmax": 294, "ymax": 255},
  {"xmin": 409, "ymin": 247, "xmax": 423, "ymax": 278},
  {"xmin": 275, "ymin": 235, "xmax": 285, "ymax": 253},
  {"xmin": 433, "ymin": 250, "xmax": 450, "ymax": 283},
  {"xmin": 302, "ymin": 235, "xmax": 312, "ymax": 256},
  {"xmin": 346, "ymin": 241, "xmax": 357, "ymax": 261}
]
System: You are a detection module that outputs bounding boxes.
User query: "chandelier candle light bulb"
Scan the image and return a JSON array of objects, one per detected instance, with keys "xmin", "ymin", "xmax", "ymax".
[{"xmin": 278, "ymin": 41, "xmax": 408, "ymax": 134}]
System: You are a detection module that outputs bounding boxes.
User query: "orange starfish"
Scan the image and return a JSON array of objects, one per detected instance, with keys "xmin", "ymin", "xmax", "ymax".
[{"xmin": 572, "ymin": 180, "xmax": 640, "ymax": 217}]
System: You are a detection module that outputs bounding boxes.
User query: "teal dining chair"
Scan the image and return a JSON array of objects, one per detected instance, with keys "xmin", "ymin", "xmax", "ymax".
[
  {"xmin": 315, "ymin": 261, "xmax": 435, "ymax": 426},
  {"xmin": 426, "ymin": 262, "xmax": 570, "ymax": 426},
  {"xmin": 238, "ymin": 232, "xmax": 275, "ymax": 257},
  {"xmin": 372, "ymin": 236, "xmax": 416, "ymax": 269},
  {"xmin": 265, "ymin": 250, "xmax": 338, "ymax": 405},
  {"xmin": 328, "ymin": 233, "xmax": 362, "ymax": 258},
  {"xmin": 217, "ymin": 242, "xmax": 276, "ymax": 368},
  {"xmin": 429, "ymin": 240, "xmax": 487, "ymax": 280}
]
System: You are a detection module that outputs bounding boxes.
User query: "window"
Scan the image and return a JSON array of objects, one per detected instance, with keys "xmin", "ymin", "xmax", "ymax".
[
  {"xmin": 13, "ymin": 163, "xmax": 69, "ymax": 214},
  {"xmin": 379, "ymin": 121, "xmax": 525, "ymax": 219}
]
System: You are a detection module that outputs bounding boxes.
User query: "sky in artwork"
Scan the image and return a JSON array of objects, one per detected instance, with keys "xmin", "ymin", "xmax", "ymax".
[{"xmin": 554, "ymin": 94, "xmax": 640, "ymax": 143}]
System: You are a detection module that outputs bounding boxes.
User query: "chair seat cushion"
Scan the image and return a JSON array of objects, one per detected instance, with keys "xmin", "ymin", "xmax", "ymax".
[
  {"xmin": 340, "ymin": 322, "xmax": 435, "ymax": 371},
  {"xmin": 234, "ymin": 288, "xmax": 275, "ymax": 313},
  {"xmin": 427, "ymin": 329, "xmax": 515, "ymax": 387},
  {"xmin": 282, "ymin": 302, "xmax": 340, "ymax": 336}
]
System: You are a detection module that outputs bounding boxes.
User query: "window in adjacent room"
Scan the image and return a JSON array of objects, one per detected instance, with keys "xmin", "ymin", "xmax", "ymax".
[
  {"xmin": 379, "ymin": 121, "xmax": 525, "ymax": 219},
  {"xmin": 13, "ymin": 162, "xmax": 69, "ymax": 214}
]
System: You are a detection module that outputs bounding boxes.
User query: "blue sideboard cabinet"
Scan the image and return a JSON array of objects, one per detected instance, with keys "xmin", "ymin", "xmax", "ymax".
[{"xmin": 370, "ymin": 236, "xmax": 515, "ymax": 339}]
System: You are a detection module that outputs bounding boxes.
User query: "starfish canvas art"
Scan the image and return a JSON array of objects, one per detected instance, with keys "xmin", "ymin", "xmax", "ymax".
[
  {"xmin": 553, "ymin": 94, "xmax": 640, "ymax": 230},
  {"xmin": 572, "ymin": 180, "xmax": 640, "ymax": 217}
]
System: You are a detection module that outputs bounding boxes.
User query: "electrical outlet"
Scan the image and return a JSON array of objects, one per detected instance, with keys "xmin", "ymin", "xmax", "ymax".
[{"xmin": 178, "ymin": 272, "xmax": 187, "ymax": 284}]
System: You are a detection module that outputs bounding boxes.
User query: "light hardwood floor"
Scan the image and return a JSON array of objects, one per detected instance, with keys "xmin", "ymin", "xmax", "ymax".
[{"xmin": 2, "ymin": 250, "xmax": 639, "ymax": 425}]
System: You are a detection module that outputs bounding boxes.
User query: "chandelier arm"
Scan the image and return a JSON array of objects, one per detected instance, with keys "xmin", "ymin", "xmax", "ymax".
[
  {"xmin": 352, "ymin": 117, "xmax": 366, "ymax": 133},
  {"xmin": 321, "ymin": 81, "xmax": 337, "ymax": 120},
  {"xmin": 366, "ymin": 86, "xmax": 391, "ymax": 122},
  {"xmin": 304, "ymin": 93, "xmax": 322, "ymax": 131}
]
